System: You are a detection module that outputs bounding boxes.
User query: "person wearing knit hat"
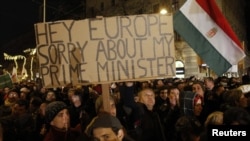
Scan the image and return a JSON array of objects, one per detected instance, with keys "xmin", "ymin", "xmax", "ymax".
[
  {"xmin": 180, "ymin": 91, "xmax": 203, "ymax": 117},
  {"xmin": 85, "ymin": 112, "xmax": 127, "ymax": 141},
  {"xmin": 179, "ymin": 90, "xmax": 206, "ymax": 128},
  {"xmin": 43, "ymin": 101, "xmax": 83, "ymax": 141},
  {"xmin": 45, "ymin": 101, "xmax": 68, "ymax": 124}
]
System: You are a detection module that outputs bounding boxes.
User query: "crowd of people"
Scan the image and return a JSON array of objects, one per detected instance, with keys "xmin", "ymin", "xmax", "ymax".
[{"xmin": 0, "ymin": 73, "xmax": 250, "ymax": 141}]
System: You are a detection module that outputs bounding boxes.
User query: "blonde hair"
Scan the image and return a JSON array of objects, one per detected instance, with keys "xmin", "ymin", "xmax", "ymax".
[
  {"xmin": 95, "ymin": 95, "xmax": 115, "ymax": 113},
  {"xmin": 204, "ymin": 111, "xmax": 223, "ymax": 127}
]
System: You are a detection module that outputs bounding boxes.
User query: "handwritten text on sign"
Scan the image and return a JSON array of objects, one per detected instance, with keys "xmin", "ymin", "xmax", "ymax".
[{"xmin": 34, "ymin": 14, "xmax": 175, "ymax": 87}]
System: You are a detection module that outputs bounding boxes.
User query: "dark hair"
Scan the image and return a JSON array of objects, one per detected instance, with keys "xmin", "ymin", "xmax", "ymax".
[
  {"xmin": 223, "ymin": 89, "xmax": 243, "ymax": 107},
  {"xmin": 242, "ymin": 74, "xmax": 250, "ymax": 85},
  {"xmin": 167, "ymin": 86, "xmax": 179, "ymax": 94},
  {"xmin": 223, "ymin": 107, "xmax": 250, "ymax": 125},
  {"xmin": 73, "ymin": 88, "xmax": 84, "ymax": 102},
  {"xmin": 192, "ymin": 81, "xmax": 205, "ymax": 92},
  {"xmin": 16, "ymin": 99, "xmax": 29, "ymax": 110},
  {"xmin": 157, "ymin": 85, "xmax": 169, "ymax": 94},
  {"xmin": 8, "ymin": 88, "xmax": 19, "ymax": 95},
  {"xmin": 204, "ymin": 77, "xmax": 214, "ymax": 82},
  {"xmin": 30, "ymin": 96, "xmax": 43, "ymax": 108},
  {"xmin": 175, "ymin": 115, "xmax": 203, "ymax": 141},
  {"xmin": 111, "ymin": 127, "xmax": 120, "ymax": 135}
]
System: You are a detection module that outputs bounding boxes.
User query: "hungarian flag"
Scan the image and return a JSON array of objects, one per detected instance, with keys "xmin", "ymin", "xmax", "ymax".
[{"xmin": 173, "ymin": 0, "xmax": 246, "ymax": 75}]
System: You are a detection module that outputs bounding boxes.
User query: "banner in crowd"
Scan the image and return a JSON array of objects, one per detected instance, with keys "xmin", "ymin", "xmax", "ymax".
[
  {"xmin": 34, "ymin": 14, "xmax": 175, "ymax": 87},
  {"xmin": 0, "ymin": 74, "xmax": 13, "ymax": 89}
]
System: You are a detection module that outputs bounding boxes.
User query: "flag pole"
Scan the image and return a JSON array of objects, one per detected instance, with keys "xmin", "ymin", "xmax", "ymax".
[{"xmin": 43, "ymin": 0, "xmax": 46, "ymax": 22}]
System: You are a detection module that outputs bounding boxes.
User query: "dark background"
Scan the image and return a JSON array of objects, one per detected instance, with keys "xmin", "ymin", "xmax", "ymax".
[
  {"xmin": 0, "ymin": 0, "xmax": 85, "ymax": 68},
  {"xmin": 1, "ymin": 0, "xmax": 250, "ymax": 68}
]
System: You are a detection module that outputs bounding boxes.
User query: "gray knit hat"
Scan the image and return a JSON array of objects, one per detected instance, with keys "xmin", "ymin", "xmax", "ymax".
[
  {"xmin": 85, "ymin": 113, "xmax": 123, "ymax": 136},
  {"xmin": 45, "ymin": 101, "xmax": 68, "ymax": 123}
]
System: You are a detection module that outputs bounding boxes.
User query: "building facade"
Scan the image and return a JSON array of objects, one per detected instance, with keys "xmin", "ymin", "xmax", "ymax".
[{"xmin": 82, "ymin": 0, "xmax": 248, "ymax": 79}]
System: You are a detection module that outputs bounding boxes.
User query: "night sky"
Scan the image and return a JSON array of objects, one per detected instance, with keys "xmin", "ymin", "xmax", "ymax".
[
  {"xmin": 0, "ymin": 0, "xmax": 40, "ymax": 66},
  {"xmin": 0, "ymin": 0, "xmax": 40, "ymax": 45}
]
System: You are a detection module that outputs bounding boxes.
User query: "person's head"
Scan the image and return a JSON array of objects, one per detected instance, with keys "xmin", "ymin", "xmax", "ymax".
[
  {"xmin": 168, "ymin": 91, "xmax": 178, "ymax": 108},
  {"xmin": 228, "ymin": 77, "xmax": 241, "ymax": 88},
  {"xmin": 223, "ymin": 107, "xmax": 250, "ymax": 125},
  {"xmin": 67, "ymin": 88, "xmax": 76, "ymax": 104},
  {"xmin": 45, "ymin": 101, "xmax": 69, "ymax": 131},
  {"xmin": 95, "ymin": 95, "xmax": 116, "ymax": 116},
  {"xmin": 204, "ymin": 111, "xmax": 224, "ymax": 127},
  {"xmin": 168, "ymin": 86, "xmax": 180, "ymax": 106},
  {"xmin": 217, "ymin": 76, "xmax": 229, "ymax": 88},
  {"xmin": 158, "ymin": 86, "xmax": 168, "ymax": 100},
  {"xmin": 85, "ymin": 112, "xmax": 124, "ymax": 141},
  {"xmin": 39, "ymin": 102, "xmax": 49, "ymax": 117},
  {"xmin": 71, "ymin": 89, "xmax": 84, "ymax": 108},
  {"xmin": 175, "ymin": 81, "xmax": 186, "ymax": 92},
  {"xmin": 3, "ymin": 86, "xmax": 10, "ymax": 94},
  {"xmin": 214, "ymin": 84, "xmax": 226, "ymax": 96},
  {"xmin": 204, "ymin": 77, "xmax": 214, "ymax": 90},
  {"xmin": 12, "ymin": 99, "xmax": 29, "ymax": 117},
  {"xmin": 192, "ymin": 81, "xmax": 205, "ymax": 98},
  {"xmin": 140, "ymin": 81, "xmax": 151, "ymax": 89},
  {"xmin": 5, "ymin": 89, "xmax": 19, "ymax": 106},
  {"xmin": 154, "ymin": 79, "xmax": 165, "ymax": 89},
  {"xmin": 175, "ymin": 115, "xmax": 203, "ymax": 141},
  {"xmin": 138, "ymin": 88, "xmax": 155, "ymax": 111},
  {"xmin": 224, "ymin": 88, "xmax": 248, "ymax": 108},
  {"xmin": 20, "ymin": 86, "xmax": 30, "ymax": 100},
  {"xmin": 40, "ymin": 87, "xmax": 47, "ymax": 94},
  {"xmin": 29, "ymin": 96, "xmax": 42, "ymax": 113},
  {"xmin": 180, "ymin": 91, "xmax": 203, "ymax": 117},
  {"xmin": 45, "ymin": 90, "xmax": 57, "ymax": 102}
]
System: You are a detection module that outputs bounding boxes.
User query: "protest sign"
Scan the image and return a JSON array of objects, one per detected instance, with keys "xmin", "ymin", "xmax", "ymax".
[{"xmin": 34, "ymin": 14, "xmax": 175, "ymax": 87}]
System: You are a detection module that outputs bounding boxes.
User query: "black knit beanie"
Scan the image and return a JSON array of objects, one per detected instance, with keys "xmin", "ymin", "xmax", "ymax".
[{"xmin": 45, "ymin": 101, "xmax": 68, "ymax": 124}]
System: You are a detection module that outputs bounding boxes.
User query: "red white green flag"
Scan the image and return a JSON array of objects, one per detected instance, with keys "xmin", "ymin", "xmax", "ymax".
[{"xmin": 174, "ymin": 0, "xmax": 246, "ymax": 75}]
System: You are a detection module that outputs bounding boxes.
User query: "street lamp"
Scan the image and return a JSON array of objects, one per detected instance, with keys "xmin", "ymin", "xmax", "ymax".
[{"xmin": 160, "ymin": 8, "xmax": 168, "ymax": 15}]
